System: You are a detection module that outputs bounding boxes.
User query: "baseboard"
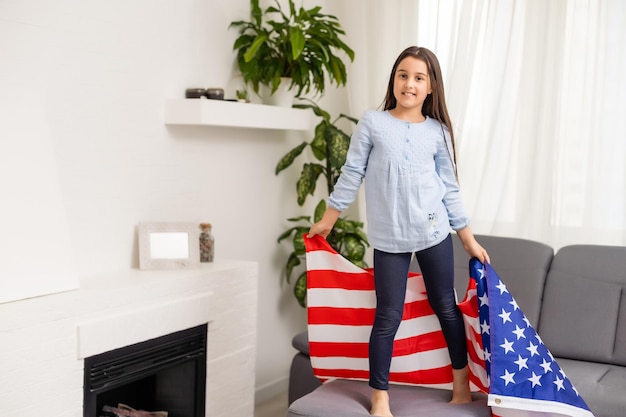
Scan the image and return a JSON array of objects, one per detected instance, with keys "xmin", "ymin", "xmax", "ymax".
[{"xmin": 255, "ymin": 376, "xmax": 289, "ymax": 404}]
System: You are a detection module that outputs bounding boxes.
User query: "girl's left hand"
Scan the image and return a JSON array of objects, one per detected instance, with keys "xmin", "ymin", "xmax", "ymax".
[
  {"xmin": 456, "ymin": 227, "xmax": 491, "ymax": 264},
  {"xmin": 465, "ymin": 241, "xmax": 490, "ymax": 264}
]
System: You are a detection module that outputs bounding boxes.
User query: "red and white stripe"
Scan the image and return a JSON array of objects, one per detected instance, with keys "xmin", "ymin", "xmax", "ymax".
[{"xmin": 305, "ymin": 235, "xmax": 489, "ymax": 392}]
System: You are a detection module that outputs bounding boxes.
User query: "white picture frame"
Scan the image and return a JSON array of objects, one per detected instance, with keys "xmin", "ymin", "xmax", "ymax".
[{"xmin": 138, "ymin": 222, "xmax": 200, "ymax": 270}]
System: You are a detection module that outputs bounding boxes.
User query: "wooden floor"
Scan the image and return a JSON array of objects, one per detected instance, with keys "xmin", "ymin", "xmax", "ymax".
[{"xmin": 254, "ymin": 390, "xmax": 289, "ymax": 417}]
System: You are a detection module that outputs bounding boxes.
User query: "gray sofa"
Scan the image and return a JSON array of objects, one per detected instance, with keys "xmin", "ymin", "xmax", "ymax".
[{"xmin": 287, "ymin": 234, "xmax": 626, "ymax": 417}]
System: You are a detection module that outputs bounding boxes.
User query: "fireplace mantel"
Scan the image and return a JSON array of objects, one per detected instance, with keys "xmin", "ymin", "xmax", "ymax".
[{"xmin": 0, "ymin": 260, "xmax": 258, "ymax": 417}]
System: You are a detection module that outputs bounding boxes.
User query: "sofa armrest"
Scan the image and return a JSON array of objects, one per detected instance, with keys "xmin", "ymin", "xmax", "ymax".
[
  {"xmin": 292, "ymin": 330, "xmax": 310, "ymax": 356},
  {"xmin": 289, "ymin": 331, "xmax": 321, "ymax": 404}
]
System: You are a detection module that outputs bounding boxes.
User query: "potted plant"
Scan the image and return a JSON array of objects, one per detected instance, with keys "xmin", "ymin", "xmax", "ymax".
[
  {"xmin": 229, "ymin": 0, "xmax": 355, "ymax": 101},
  {"xmin": 276, "ymin": 100, "xmax": 369, "ymax": 307},
  {"xmin": 236, "ymin": 88, "xmax": 250, "ymax": 103}
]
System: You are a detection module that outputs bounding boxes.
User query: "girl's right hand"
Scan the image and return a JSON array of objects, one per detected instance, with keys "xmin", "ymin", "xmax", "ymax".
[
  {"xmin": 307, "ymin": 207, "xmax": 342, "ymax": 239},
  {"xmin": 307, "ymin": 221, "xmax": 334, "ymax": 239}
]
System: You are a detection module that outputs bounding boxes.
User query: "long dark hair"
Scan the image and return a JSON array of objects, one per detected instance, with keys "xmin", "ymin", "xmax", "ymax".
[{"xmin": 383, "ymin": 46, "xmax": 458, "ymax": 171}]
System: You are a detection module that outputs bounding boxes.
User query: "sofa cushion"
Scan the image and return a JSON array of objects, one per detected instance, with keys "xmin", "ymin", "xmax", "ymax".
[
  {"xmin": 557, "ymin": 358, "xmax": 626, "ymax": 417},
  {"xmin": 449, "ymin": 233, "xmax": 554, "ymax": 328},
  {"xmin": 286, "ymin": 379, "xmax": 490, "ymax": 417},
  {"xmin": 538, "ymin": 245, "xmax": 626, "ymax": 366}
]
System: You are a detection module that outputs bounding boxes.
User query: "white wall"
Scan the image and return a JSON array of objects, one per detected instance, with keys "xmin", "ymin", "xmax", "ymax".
[{"xmin": 0, "ymin": 0, "xmax": 351, "ymax": 402}]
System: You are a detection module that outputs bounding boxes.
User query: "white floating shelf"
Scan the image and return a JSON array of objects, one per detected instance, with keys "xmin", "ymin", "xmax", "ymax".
[{"xmin": 164, "ymin": 99, "xmax": 311, "ymax": 131}]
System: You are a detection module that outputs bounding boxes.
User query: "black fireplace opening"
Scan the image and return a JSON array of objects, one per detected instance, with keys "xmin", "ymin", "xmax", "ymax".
[{"xmin": 84, "ymin": 324, "xmax": 207, "ymax": 417}]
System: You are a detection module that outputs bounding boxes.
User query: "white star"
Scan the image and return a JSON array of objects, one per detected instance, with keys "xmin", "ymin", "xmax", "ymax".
[
  {"xmin": 535, "ymin": 333, "xmax": 544, "ymax": 345},
  {"xmin": 553, "ymin": 376, "xmax": 565, "ymax": 391},
  {"xmin": 477, "ymin": 267, "xmax": 485, "ymax": 280},
  {"xmin": 498, "ymin": 308, "xmax": 512, "ymax": 324},
  {"xmin": 528, "ymin": 372, "xmax": 542, "ymax": 387},
  {"xmin": 483, "ymin": 347, "xmax": 491, "ymax": 363},
  {"xmin": 512, "ymin": 325, "xmax": 526, "ymax": 340},
  {"xmin": 540, "ymin": 358, "xmax": 553, "ymax": 373},
  {"xmin": 480, "ymin": 320, "xmax": 490, "ymax": 335},
  {"xmin": 495, "ymin": 280, "xmax": 508, "ymax": 294},
  {"xmin": 479, "ymin": 293, "xmax": 489, "ymax": 306},
  {"xmin": 513, "ymin": 354, "xmax": 528, "ymax": 370},
  {"xmin": 509, "ymin": 299, "xmax": 520, "ymax": 310},
  {"xmin": 523, "ymin": 316, "xmax": 531, "ymax": 327},
  {"xmin": 500, "ymin": 338, "xmax": 515, "ymax": 354},
  {"xmin": 526, "ymin": 341, "xmax": 539, "ymax": 357},
  {"xmin": 500, "ymin": 369, "xmax": 516, "ymax": 386}
]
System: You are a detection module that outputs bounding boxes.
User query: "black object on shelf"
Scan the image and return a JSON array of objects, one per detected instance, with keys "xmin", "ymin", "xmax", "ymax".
[
  {"xmin": 205, "ymin": 88, "xmax": 224, "ymax": 100},
  {"xmin": 185, "ymin": 88, "xmax": 206, "ymax": 99}
]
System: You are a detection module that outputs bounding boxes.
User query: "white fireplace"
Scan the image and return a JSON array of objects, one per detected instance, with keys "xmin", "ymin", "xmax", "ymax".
[{"xmin": 0, "ymin": 261, "xmax": 258, "ymax": 417}]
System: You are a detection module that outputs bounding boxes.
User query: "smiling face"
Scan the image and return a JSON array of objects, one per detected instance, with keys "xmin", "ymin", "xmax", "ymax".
[{"xmin": 392, "ymin": 56, "xmax": 432, "ymax": 119}]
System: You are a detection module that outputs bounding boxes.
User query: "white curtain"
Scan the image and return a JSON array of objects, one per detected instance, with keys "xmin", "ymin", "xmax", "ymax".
[{"xmin": 339, "ymin": 0, "xmax": 626, "ymax": 250}]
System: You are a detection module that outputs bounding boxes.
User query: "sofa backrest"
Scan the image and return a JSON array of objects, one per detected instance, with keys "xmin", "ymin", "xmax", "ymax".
[
  {"xmin": 538, "ymin": 244, "xmax": 626, "ymax": 366},
  {"xmin": 442, "ymin": 233, "xmax": 553, "ymax": 327},
  {"xmin": 393, "ymin": 234, "xmax": 546, "ymax": 321}
]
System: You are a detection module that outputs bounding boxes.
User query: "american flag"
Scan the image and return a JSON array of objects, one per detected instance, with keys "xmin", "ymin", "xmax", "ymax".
[
  {"xmin": 470, "ymin": 258, "xmax": 594, "ymax": 417},
  {"xmin": 304, "ymin": 235, "xmax": 594, "ymax": 417}
]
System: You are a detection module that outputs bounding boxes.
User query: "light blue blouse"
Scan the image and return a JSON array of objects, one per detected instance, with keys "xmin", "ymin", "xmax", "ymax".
[{"xmin": 328, "ymin": 110, "xmax": 470, "ymax": 253}]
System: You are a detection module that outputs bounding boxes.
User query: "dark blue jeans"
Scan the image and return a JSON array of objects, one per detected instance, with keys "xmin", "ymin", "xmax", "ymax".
[{"xmin": 368, "ymin": 234, "xmax": 468, "ymax": 390}]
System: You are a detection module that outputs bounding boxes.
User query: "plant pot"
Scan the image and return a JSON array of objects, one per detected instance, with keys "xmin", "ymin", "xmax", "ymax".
[{"xmin": 262, "ymin": 77, "xmax": 296, "ymax": 107}]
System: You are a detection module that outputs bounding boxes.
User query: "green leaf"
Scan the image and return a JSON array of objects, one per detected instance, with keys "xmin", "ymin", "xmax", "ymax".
[
  {"xmin": 355, "ymin": 228, "xmax": 369, "ymax": 244},
  {"xmin": 286, "ymin": 215, "xmax": 311, "ymax": 223},
  {"xmin": 251, "ymin": 0, "xmax": 262, "ymax": 25},
  {"xmin": 337, "ymin": 113, "xmax": 359, "ymax": 125},
  {"xmin": 293, "ymin": 231, "xmax": 306, "ymax": 255},
  {"xmin": 287, "ymin": 0, "xmax": 297, "ymax": 17},
  {"xmin": 285, "ymin": 252, "xmax": 301, "ymax": 283},
  {"xmin": 289, "ymin": 26, "xmax": 305, "ymax": 60},
  {"xmin": 304, "ymin": 5, "xmax": 322, "ymax": 16},
  {"xmin": 277, "ymin": 227, "xmax": 296, "ymax": 243},
  {"xmin": 342, "ymin": 234, "xmax": 366, "ymax": 262},
  {"xmin": 352, "ymin": 259, "xmax": 367, "ymax": 268},
  {"xmin": 314, "ymin": 199, "xmax": 326, "ymax": 223},
  {"xmin": 310, "ymin": 122, "xmax": 327, "ymax": 161},
  {"xmin": 275, "ymin": 142, "xmax": 307, "ymax": 175},
  {"xmin": 326, "ymin": 124, "xmax": 350, "ymax": 169},
  {"xmin": 325, "ymin": 230, "xmax": 341, "ymax": 251},
  {"xmin": 278, "ymin": 223, "xmax": 317, "ymax": 243},
  {"xmin": 293, "ymin": 272, "xmax": 308, "ymax": 308},
  {"xmin": 294, "ymin": 99, "xmax": 330, "ymax": 121},
  {"xmin": 232, "ymin": 34, "xmax": 254, "ymax": 51},
  {"xmin": 296, "ymin": 163, "xmax": 323, "ymax": 206},
  {"xmin": 335, "ymin": 217, "xmax": 354, "ymax": 229},
  {"xmin": 244, "ymin": 34, "xmax": 269, "ymax": 63},
  {"xmin": 328, "ymin": 54, "xmax": 347, "ymax": 85},
  {"xmin": 270, "ymin": 74, "xmax": 282, "ymax": 94},
  {"xmin": 334, "ymin": 37, "xmax": 355, "ymax": 61}
]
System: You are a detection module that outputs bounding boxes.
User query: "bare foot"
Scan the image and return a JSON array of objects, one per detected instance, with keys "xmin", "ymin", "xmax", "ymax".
[
  {"xmin": 370, "ymin": 389, "xmax": 393, "ymax": 417},
  {"xmin": 450, "ymin": 366, "xmax": 472, "ymax": 404}
]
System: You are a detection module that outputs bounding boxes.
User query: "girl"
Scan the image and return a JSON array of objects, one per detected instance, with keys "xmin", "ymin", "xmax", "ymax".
[{"xmin": 307, "ymin": 46, "xmax": 490, "ymax": 417}]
